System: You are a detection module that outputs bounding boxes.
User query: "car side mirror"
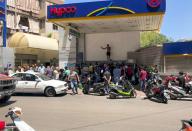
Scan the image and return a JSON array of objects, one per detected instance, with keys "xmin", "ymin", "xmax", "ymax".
[{"xmin": 36, "ymin": 79, "xmax": 41, "ymax": 82}]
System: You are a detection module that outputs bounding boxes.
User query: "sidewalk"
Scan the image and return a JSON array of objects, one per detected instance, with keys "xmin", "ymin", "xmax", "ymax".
[{"xmin": 136, "ymin": 90, "xmax": 146, "ymax": 98}]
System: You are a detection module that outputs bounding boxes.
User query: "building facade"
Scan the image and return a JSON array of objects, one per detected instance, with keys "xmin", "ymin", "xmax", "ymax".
[{"xmin": 0, "ymin": 0, "xmax": 64, "ymax": 71}]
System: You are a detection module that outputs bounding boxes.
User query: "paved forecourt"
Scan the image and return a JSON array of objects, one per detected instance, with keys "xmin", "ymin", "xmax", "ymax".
[{"xmin": 0, "ymin": 93, "xmax": 192, "ymax": 131}]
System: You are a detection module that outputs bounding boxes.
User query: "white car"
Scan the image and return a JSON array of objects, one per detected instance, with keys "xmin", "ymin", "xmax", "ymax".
[{"xmin": 10, "ymin": 72, "xmax": 68, "ymax": 97}]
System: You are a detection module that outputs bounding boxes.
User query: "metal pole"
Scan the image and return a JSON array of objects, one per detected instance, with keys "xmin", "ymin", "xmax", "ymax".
[
  {"xmin": 2, "ymin": 19, "xmax": 6, "ymax": 47},
  {"xmin": 163, "ymin": 55, "xmax": 166, "ymax": 73},
  {"xmin": 3, "ymin": 0, "xmax": 7, "ymax": 47}
]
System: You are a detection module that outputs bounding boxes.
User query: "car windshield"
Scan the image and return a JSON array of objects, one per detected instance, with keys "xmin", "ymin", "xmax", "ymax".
[{"xmin": 36, "ymin": 74, "xmax": 52, "ymax": 81}]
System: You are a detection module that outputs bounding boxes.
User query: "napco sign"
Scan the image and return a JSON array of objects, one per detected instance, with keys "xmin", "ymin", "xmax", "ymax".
[
  {"xmin": 50, "ymin": 6, "xmax": 76, "ymax": 16},
  {"xmin": 146, "ymin": 0, "xmax": 161, "ymax": 8}
]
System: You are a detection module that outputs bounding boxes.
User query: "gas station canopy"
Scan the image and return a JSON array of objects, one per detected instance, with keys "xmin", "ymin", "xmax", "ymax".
[{"xmin": 47, "ymin": 0, "xmax": 166, "ymax": 33}]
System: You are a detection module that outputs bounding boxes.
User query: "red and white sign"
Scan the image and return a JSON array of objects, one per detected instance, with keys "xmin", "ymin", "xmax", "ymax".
[
  {"xmin": 50, "ymin": 6, "xmax": 77, "ymax": 16},
  {"xmin": 146, "ymin": 0, "xmax": 161, "ymax": 8}
]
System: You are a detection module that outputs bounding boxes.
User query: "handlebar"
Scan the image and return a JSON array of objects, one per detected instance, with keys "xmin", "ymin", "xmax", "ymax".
[{"xmin": 5, "ymin": 114, "xmax": 9, "ymax": 118}]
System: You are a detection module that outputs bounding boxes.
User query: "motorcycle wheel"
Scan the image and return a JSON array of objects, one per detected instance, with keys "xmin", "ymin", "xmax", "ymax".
[
  {"xmin": 162, "ymin": 95, "xmax": 168, "ymax": 104},
  {"xmin": 82, "ymin": 89, "xmax": 88, "ymax": 94},
  {"xmin": 82, "ymin": 84, "xmax": 89, "ymax": 94},
  {"xmin": 170, "ymin": 95, "xmax": 177, "ymax": 100},
  {"xmin": 146, "ymin": 87, "xmax": 153, "ymax": 99},
  {"xmin": 109, "ymin": 93, "xmax": 116, "ymax": 99},
  {"xmin": 99, "ymin": 89, "xmax": 105, "ymax": 96}
]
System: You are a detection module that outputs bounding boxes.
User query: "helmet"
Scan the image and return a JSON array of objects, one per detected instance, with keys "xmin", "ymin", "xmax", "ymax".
[{"xmin": 11, "ymin": 107, "xmax": 22, "ymax": 117}]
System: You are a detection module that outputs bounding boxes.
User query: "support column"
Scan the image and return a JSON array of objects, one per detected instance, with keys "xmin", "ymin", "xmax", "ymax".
[
  {"xmin": 59, "ymin": 26, "xmax": 77, "ymax": 68},
  {"xmin": 0, "ymin": 47, "xmax": 15, "ymax": 72},
  {"xmin": 163, "ymin": 55, "xmax": 166, "ymax": 73},
  {"xmin": 77, "ymin": 33, "xmax": 85, "ymax": 63}
]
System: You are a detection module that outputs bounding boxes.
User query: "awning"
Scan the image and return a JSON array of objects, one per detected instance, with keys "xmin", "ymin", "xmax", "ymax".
[
  {"xmin": 163, "ymin": 42, "xmax": 192, "ymax": 55},
  {"xmin": 8, "ymin": 32, "xmax": 58, "ymax": 51},
  {"xmin": 47, "ymin": 0, "xmax": 166, "ymax": 33}
]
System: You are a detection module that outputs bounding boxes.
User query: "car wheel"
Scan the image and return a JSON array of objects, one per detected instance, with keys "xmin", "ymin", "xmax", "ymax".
[
  {"xmin": 44, "ymin": 87, "xmax": 56, "ymax": 97},
  {"xmin": 0, "ymin": 95, "xmax": 11, "ymax": 104}
]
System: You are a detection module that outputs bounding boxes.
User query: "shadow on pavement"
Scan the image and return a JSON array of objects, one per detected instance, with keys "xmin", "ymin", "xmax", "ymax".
[
  {"xmin": 143, "ymin": 97, "xmax": 167, "ymax": 104},
  {"xmin": 12, "ymin": 93, "xmax": 67, "ymax": 97},
  {"xmin": 106, "ymin": 96, "xmax": 136, "ymax": 99},
  {"xmin": 0, "ymin": 100, "xmax": 17, "ymax": 107},
  {"xmin": 170, "ymin": 98, "xmax": 192, "ymax": 102}
]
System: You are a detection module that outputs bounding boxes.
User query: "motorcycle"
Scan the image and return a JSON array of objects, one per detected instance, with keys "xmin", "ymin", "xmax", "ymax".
[
  {"xmin": 109, "ymin": 78, "xmax": 137, "ymax": 99},
  {"xmin": 180, "ymin": 119, "xmax": 192, "ymax": 131},
  {"xmin": 165, "ymin": 81, "xmax": 192, "ymax": 100},
  {"xmin": 82, "ymin": 80, "xmax": 108, "ymax": 96},
  {"xmin": 145, "ymin": 74, "xmax": 168, "ymax": 104},
  {"xmin": 0, "ymin": 107, "xmax": 35, "ymax": 131}
]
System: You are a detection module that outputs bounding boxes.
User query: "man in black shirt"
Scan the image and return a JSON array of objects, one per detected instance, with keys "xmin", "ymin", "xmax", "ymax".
[{"xmin": 177, "ymin": 71, "xmax": 185, "ymax": 89}]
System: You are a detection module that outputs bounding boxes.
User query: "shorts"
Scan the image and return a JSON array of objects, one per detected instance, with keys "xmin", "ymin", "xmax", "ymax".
[{"xmin": 107, "ymin": 52, "xmax": 110, "ymax": 56}]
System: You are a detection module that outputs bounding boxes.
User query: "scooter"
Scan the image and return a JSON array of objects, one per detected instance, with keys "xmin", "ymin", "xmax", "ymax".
[
  {"xmin": 109, "ymin": 79, "xmax": 137, "ymax": 99},
  {"xmin": 145, "ymin": 74, "xmax": 168, "ymax": 104},
  {"xmin": 0, "ymin": 107, "xmax": 35, "ymax": 131},
  {"xmin": 166, "ymin": 82, "xmax": 192, "ymax": 100},
  {"xmin": 179, "ymin": 119, "xmax": 192, "ymax": 131}
]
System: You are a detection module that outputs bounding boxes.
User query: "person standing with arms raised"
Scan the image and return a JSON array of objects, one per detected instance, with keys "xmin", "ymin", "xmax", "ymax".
[{"xmin": 101, "ymin": 44, "xmax": 111, "ymax": 61}]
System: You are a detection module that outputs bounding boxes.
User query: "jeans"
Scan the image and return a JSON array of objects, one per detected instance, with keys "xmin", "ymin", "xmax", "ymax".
[
  {"xmin": 140, "ymin": 80, "xmax": 146, "ymax": 92},
  {"xmin": 71, "ymin": 80, "xmax": 78, "ymax": 94},
  {"xmin": 104, "ymin": 81, "xmax": 110, "ymax": 94},
  {"xmin": 114, "ymin": 76, "xmax": 120, "ymax": 84}
]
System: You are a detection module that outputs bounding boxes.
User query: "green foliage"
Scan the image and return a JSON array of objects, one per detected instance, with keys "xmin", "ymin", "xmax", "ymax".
[
  {"xmin": 177, "ymin": 39, "xmax": 192, "ymax": 42},
  {"xmin": 140, "ymin": 31, "xmax": 172, "ymax": 47}
]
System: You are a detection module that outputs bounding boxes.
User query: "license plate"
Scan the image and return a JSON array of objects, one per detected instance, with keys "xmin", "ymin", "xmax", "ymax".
[{"xmin": 4, "ymin": 90, "xmax": 14, "ymax": 95}]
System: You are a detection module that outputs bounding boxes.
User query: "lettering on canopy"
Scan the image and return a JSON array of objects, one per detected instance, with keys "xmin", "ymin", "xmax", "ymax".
[
  {"xmin": 47, "ymin": 0, "xmax": 166, "ymax": 20},
  {"xmin": 50, "ymin": 6, "xmax": 77, "ymax": 16}
]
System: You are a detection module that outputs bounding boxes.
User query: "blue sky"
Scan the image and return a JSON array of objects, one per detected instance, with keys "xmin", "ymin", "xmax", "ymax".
[
  {"xmin": 65, "ymin": 0, "xmax": 192, "ymax": 41},
  {"xmin": 161, "ymin": 0, "xmax": 192, "ymax": 41}
]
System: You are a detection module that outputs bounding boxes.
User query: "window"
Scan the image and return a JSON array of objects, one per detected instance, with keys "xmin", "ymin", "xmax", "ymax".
[
  {"xmin": 39, "ymin": 20, "xmax": 45, "ymax": 29},
  {"xmin": 53, "ymin": 24, "xmax": 58, "ymax": 30},
  {"xmin": 12, "ymin": 73, "xmax": 25, "ymax": 81},
  {"xmin": 19, "ymin": 17, "xmax": 29, "ymax": 27},
  {"xmin": 25, "ymin": 74, "xmax": 37, "ymax": 81}
]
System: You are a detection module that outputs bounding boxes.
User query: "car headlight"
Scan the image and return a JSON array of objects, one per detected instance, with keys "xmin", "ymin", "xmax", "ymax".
[{"xmin": 58, "ymin": 85, "xmax": 64, "ymax": 88}]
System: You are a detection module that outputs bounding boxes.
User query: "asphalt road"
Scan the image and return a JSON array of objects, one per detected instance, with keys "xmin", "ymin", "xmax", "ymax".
[{"xmin": 0, "ymin": 93, "xmax": 192, "ymax": 131}]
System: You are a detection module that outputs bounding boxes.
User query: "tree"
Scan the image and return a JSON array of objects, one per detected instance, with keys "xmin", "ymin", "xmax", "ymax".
[
  {"xmin": 140, "ymin": 31, "xmax": 172, "ymax": 47},
  {"xmin": 177, "ymin": 38, "xmax": 192, "ymax": 42}
]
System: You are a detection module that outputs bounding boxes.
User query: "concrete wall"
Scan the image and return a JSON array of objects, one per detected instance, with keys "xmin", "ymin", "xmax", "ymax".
[
  {"xmin": 165, "ymin": 56, "xmax": 192, "ymax": 74},
  {"xmin": 59, "ymin": 27, "xmax": 77, "ymax": 68},
  {"xmin": 0, "ymin": 47, "xmax": 15, "ymax": 71},
  {"xmin": 127, "ymin": 46, "xmax": 163, "ymax": 72},
  {"xmin": 85, "ymin": 31, "xmax": 140, "ymax": 61}
]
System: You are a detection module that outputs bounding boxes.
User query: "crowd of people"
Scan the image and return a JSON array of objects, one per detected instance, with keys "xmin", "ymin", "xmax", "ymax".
[{"xmin": 4, "ymin": 63, "xmax": 161, "ymax": 95}]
